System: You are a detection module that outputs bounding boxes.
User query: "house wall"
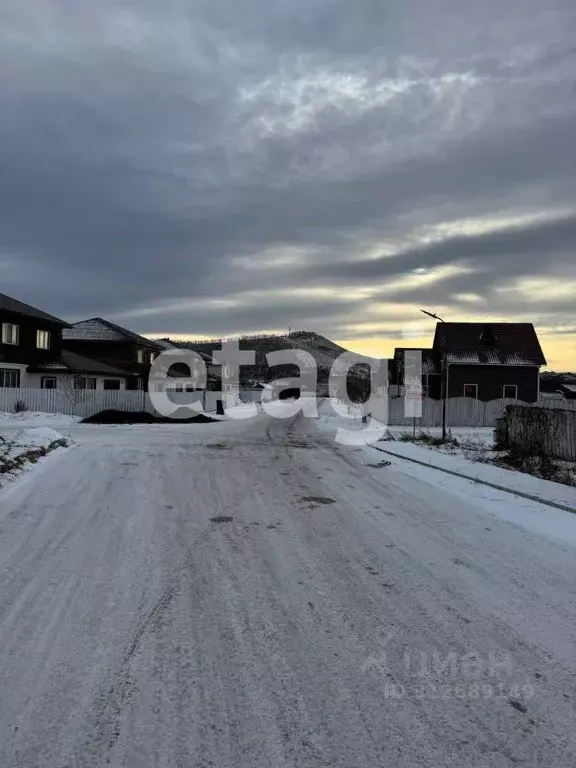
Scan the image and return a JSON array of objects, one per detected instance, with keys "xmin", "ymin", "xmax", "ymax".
[
  {"xmin": 447, "ymin": 364, "xmax": 540, "ymax": 402},
  {"xmin": 0, "ymin": 362, "xmax": 30, "ymax": 387},
  {"xmin": 63, "ymin": 339, "xmax": 155, "ymax": 389},
  {"xmin": 0, "ymin": 311, "xmax": 63, "ymax": 368},
  {"xmin": 64, "ymin": 339, "xmax": 155, "ymax": 364},
  {"xmin": 26, "ymin": 373, "xmax": 128, "ymax": 391}
]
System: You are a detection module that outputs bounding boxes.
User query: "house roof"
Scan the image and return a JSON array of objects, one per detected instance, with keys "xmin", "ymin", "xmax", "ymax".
[
  {"xmin": 62, "ymin": 318, "xmax": 163, "ymax": 349},
  {"xmin": 28, "ymin": 350, "xmax": 131, "ymax": 377},
  {"xmin": 0, "ymin": 292, "xmax": 70, "ymax": 327},
  {"xmin": 433, "ymin": 323, "xmax": 546, "ymax": 366}
]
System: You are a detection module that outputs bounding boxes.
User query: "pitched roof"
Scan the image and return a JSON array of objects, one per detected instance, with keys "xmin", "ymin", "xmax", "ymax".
[
  {"xmin": 28, "ymin": 350, "xmax": 131, "ymax": 376},
  {"xmin": 0, "ymin": 292, "xmax": 70, "ymax": 327},
  {"xmin": 433, "ymin": 323, "xmax": 546, "ymax": 366},
  {"xmin": 62, "ymin": 318, "xmax": 162, "ymax": 349}
]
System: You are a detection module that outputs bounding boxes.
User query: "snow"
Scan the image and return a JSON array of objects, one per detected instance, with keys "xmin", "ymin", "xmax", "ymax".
[
  {"xmin": 0, "ymin": 425, "xmax": 69, "ymax": 490},
  {"xmin": 0, "ymin": 410, "xmax": 81, "ymax": 428},
  {"xmin": 377, "ymin": 433, "xmax": 576, "ymax": 510},
  {"xmin": 1, "ymin": 410, "xmax": 576, "ymax": 766},
  {"xmin": 373, "ymin": 440, "xmax": 576, "ymax": 543},
  {"xmin": 8, "ymin": 427, "xmax": 64, "ymax": 449},
  {"xmin": 314, "ymin": 400, "xmax": 576, "ymax": 543}
]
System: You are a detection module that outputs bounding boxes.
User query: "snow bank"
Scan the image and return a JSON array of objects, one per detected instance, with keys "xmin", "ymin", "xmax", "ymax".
[
  {"xmin": 374, "ymin": 439, "xmax": 576, "ymax": 511},
  {"xmin": 0, "ymin": 411, "xmax": 81, "ymax": 428},
  {"xmin": 10, "ymin": 427, "xmax": 66, "ymax": 449},
  {"xmin": 0, "ymin": 427, "xmax": 70, "ymax": 487}
]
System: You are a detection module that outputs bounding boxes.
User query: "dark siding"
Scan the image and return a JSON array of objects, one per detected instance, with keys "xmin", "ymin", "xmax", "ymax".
[
  {"xmin": 63, "ymin": 339, "xmax": 153, "ymax": 390},
  {"xmin": 0, "ymin": 310, "xmax": 63, "ymax": 366},
  {"xmin": 426, "ymin": 373, "xmax": 443, "ymax": 399},
  {"xmin": 63, "ymin": 339, "xmax": 139, "ymax": 363},
  {"xmin": 447, "ymin": 365, "xmax": 539, "ymax": 402}
]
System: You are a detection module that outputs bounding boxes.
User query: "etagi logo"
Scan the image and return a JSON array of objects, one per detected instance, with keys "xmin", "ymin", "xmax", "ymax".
[{"xmin": 148, "ymin": 340, "xmax": 423, "ymax": 445}]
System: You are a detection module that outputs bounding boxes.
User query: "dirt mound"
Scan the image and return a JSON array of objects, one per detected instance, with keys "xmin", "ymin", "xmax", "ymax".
[{"xmin": 82, "ymin": 410, "xmax": 217, "ymax": 424}]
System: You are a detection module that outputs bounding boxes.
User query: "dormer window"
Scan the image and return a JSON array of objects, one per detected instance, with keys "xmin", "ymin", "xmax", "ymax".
[{"xmin": 479, "ymin": 326, "xmax": 497, "ymax": 347}]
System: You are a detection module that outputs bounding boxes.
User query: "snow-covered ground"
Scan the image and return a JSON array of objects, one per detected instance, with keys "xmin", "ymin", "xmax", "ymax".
[
  {"xmin": 1, "ymin": 410, "xmax": 575, "ymax": 766},
  {"xmin": 0, "ymin": 425, "xmax": 70, "ymax": 488},
  {"xmin": 314, "ymin": 401, "xmax": 576, "ymax": 539},
  {"xmin": 0, "ymin": 410, "xmax": 81, "ymax": 428},
  {"xmin": 1, "ymin": 426, "xmax": 65, "ymax": 454}
]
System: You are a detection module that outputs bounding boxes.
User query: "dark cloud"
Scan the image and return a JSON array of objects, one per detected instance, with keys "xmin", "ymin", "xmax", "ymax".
[{"xmin": 0, "ymin": 0, "xmax": 575, "ymax": 361}]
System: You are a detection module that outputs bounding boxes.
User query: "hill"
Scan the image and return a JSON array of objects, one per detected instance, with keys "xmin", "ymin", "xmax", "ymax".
[{"xmin": 157, "ymin": 331, "xmax": 361, "ymax": 392}]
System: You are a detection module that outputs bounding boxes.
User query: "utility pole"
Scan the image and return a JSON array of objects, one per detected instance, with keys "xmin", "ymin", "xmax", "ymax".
[
  {"xmin": 421, "ymin": 309, "xmax": 447, "ymax": 440},
  {"xmin": 441, "ymin": 342, "xmax": 447, "ymax": 441}
]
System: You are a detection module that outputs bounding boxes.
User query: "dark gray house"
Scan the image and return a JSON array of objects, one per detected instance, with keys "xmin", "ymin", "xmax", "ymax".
[
  {"xmin": 391, "ymin": 347, "xmax": 439, "ymax": 396},
  {"xmin": 62, "ymin": 318, "xmax": 163, "ymax": 390},
  {"xmin": 1, "ymin": 293, "xmax": 132, "ymax": 390},
  {"xmin": 432, "ymin": 322, "xmax": 546, "ymax": 402},
  {"xmin": 0, "ymin": 292, "xmax": 70, "ymax": 388}
]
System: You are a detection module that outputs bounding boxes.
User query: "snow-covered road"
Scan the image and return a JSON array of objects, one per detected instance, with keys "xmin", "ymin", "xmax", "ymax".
[{"xmin": 1, "ymin": 413, "xmax": 575, "ymax": 767}]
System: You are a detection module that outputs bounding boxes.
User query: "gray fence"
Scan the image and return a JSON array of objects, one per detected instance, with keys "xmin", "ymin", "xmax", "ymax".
[
  {"xmin": 2, "ymin": 386, "xmax": 576, "ymax": 429},
  {"xmin": 506, "ymin": 405, "xmax": 576, "ymax": 462},
  {"xmin": 0, "ymin": 387, "xmax": 224, "ymax": 419},
  {"xmin": 372, "ymin": 396, "xmax": 575, "ymax": 428}
]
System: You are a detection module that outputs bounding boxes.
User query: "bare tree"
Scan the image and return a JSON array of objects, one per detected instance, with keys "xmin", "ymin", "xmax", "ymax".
[{"xmin": 58, "ymin": 375, "xmax": 87, "ymax": 416}]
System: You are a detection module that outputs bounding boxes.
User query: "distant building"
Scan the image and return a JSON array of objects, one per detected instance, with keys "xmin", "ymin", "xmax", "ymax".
[
  {"xmin": 62, "ymin": 318, "xmax": 163, "ymax": 390},
  {"xmin": 393, "ymin": 322, "xmax": 547, "ymax": 402}
]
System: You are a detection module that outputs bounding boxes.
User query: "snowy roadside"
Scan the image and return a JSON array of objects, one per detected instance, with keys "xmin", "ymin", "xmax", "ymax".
[
  {"xmin": 312, "ymin": 400, "xmax": 576, "ymax": 542},
  {"xmin": 0, "ymin": 410, "xmax": 81, "ymax": 428},
  {"xmin": 0, "ymin": 426, "xmax": 72, "ymax": 488},
  {"xmin": 385, "ymin": 425, "xmax": 495, "ymax": 447},
  {"xmin": 375, "ymin": 438, "xmax": 576, "ymax": 509}
]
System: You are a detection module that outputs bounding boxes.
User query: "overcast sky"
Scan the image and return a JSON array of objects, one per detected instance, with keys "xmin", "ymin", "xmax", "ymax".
[{"xmin": 1, "ymin": 1, "xmax": 575, "ymax": 367}]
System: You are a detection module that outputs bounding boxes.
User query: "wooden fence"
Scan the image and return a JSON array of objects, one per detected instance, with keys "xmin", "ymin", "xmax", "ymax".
[{"xmin": 506, "ymin": 405, "xmax": 576, "ymax": 462}]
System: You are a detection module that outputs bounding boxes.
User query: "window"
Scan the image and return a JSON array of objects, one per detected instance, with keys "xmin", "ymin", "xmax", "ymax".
[
  {"xmin": 0, "ymin": 368, "xmax": 20, "ymax": 388},
  {"xmin": 2, "ymin": 323, "xmax": 19, "ymax": 345},
  {"xmin": 503, "ymin": 384, "xmax": 518, "ymax": 399},
  {"xmin": 41, "ymin": 377, "xmax": 57, "ymax": 389},
  {"xmin": 137, "ymin": 349, "xmax": 145, "ymax": 363},
  {"xmin": 74, "ymin": 376, "xmax": 97, "ymax": 390},
  {"xmin": 463, "ymin": 383, "xmax": 478, "ymax": 398},
  {"xmin": 37, "ymin": 329, "xmax": 51, "ymax": 349},
  {"xmin": 103, "ymin": 379, "xmax": 121, "ymax": 390}
]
